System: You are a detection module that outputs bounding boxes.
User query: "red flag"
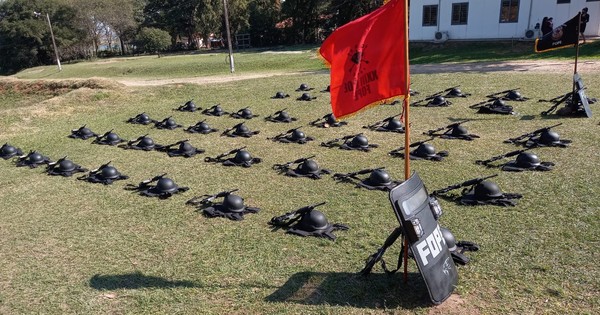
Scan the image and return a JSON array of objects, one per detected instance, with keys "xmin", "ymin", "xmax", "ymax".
[{"xmin": 319, "ymin": 0, "xmax": 409, "ymax": 120}]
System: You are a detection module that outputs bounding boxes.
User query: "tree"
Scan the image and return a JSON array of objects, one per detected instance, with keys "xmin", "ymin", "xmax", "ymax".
[
  {"xmin": 0, "ymin": 0, "xmax": 83, "ymax": 74},
  {"xmin": 248, "ymin": 0, "xmax": 281, "ymax": 47},
  {"xmin": 281, "ymin": 0, "xmax": 330, "ymax": 44},
  {"xmin": 138, "ymin": 27, "xmax": 170, "ymax": 56}
]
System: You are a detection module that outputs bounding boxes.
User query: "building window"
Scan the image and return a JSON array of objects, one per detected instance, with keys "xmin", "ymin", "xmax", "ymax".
[
  {"xmin": 451, "ymin": 3, "xmax": 469, "ymax": 25},
  {"xmin": 500, "ymin": 0, "xmax": 520, "ymax": 23},
  {"xmin": 557, "ymin": 0, "xmax": 570, "ymax": 3},
  {"xmin": 423, "ymin": 5, "xmax": 438, "ymax": 26}
]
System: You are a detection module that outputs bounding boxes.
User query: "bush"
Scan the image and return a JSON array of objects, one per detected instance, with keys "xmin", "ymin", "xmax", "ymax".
[{"xmin": 137, "ymin": 27, "xmax": 171, "ymax": 57}]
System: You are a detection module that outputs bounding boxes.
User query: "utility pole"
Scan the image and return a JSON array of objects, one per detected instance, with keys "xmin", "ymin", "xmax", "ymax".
[
  {"xmin": 34, "ymin": 11, "xmax": 62, "ymax": 71},
  {"xmin": 222, "ymin": 0, "xmax": 235, "ymax": 73}
]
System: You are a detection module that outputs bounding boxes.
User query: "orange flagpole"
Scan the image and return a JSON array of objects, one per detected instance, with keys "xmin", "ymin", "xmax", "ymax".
[{"xmin": 402, "ymin": 0, "xmax": 411, "ymax": 283}]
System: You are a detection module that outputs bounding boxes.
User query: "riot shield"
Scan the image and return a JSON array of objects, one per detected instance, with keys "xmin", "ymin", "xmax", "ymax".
[
  {"xmin": 388, "ymin": 172, "xmax": 458, "ymax": 304},
  {"xmin": 574, "ymin": 73, "xmax": 592, "ymax": 118}
]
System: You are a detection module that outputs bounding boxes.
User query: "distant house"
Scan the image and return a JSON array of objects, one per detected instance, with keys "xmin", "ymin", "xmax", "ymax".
[{"xmin": 409, "ymin": 0, "xmax": 599, "ymax": 42}]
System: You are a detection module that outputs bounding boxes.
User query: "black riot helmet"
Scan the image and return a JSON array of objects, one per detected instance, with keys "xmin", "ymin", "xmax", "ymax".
[
  {"xmin": 296, "ymin": 210, "xmax": 329, "ymax": 232},
  {"xmin": 290, "ymin": 129, "xmax": 306, "ymax": 141},
  {"xmin": 183, "ymin": 100, "xmax": 196, "ymax": 110},
  {"xmin": 351, "ymin": 134, "xmax": 369, "ymax": 148},
  {"xmin": 474, "ymin": 180, "xmax": 503, "ymax": 200},
  {"xmin": 164, "ymin": 117, "xmax": 177, "ymax": 127},
  {"xmin": 106, "ymin": 132, "xmax": 121, "ymax": 142},
  {"xmin": 515, "ymin": 152, "xmax": 541, "ymax": 168},
  {"xmin": 275, "ymin": 91, "xmax": 286, "ymax": 98},
  {"xmin": 241, "ymin": 108, "xmax": 253, "ymax": 118},
  {"xmin": 58, "ymin": 159, "xmax": 76, "ymax": 172},
  {"xmin": 137, "ymin": 113, "xmax": 151, "ymax": 123},
  {"xmin": 440, "ymin": 227, "xmax": 457, "ymax": 252},
  {"xmin": 213, "ymin": 105, "xmax": 223, "ymax": 114},
  {"xmin": 1, "ymin": 144, "xmax": 17, "ymax": 155},
  {"xmin": 139, "ymin": 137, "xmax": 155, "ymax": 148},
  {"xmin": 277, "ymin": 111, "xmax": 290, "ymax": 120},
  {"xmin": 325, "ymin": 114, "xmax": 337, "ymax": 125},
  {"xmin": 234, "ymin": 150, "xmax": 252, "ymax": 163},
  {"xmin": 492, "ymin": 99, "xmax": 506, "ymax": 107},
  {"xmin": 414, "ymin": 143, "xmax": 436, "ymax": 158},
  {"xmin": 299, "ymin": 83, "xmax": 309, "ymax": 91},
  {"xmin": 298, "ymin": 159, "xmax": 320, "ymax": 174},
  {"xmin": 299, "ymin": 93, "xmax": 312, "ymax": 101},
  {"xmin": 451, "ymin": 125, "xmax": 469, "ymax": 136},
  {"xmin": 506, "ymin": 90, "xmax": 522, "ymax": 100},
  {"xmin": 179, "ymin": 142, "xmax": 195, "ymax": 153},
  {"xmin": 29, "ymin": 152, "xmax": 45, "ymax": 163},
  {"xmin": 236, "ymin": 124, "xmax": 250, "ymax": 134},
  {"xmin": 223, "ymin": 194, "xmax": 245, "ymax": 213},
  {"xmin": 369, "ymin": 169, "xmax": 392, "ymax": 185},
  {"xmin": 78, "ymin": 126, "xmax": 94, "ymax": 136},
  {"xmin": 100, "ymin": 166, "xmax": 120, "ymax": 179},
  {"xmin": 432, "ymin": 95, "xmax": 446, "ymax": 106},
  {"xmin": 539, "ymin": 130, "xmax": 560, "ymax": 145},
  {"xmin": 386, "ymin": 118, "xmax": 404, "ymax": 130},
  {"xmin": 197, "ymin": 121, "xmax": 211, "ymax": 131},
  {"xmin": 155, "ymin": 178, "xmax": 179, "ymax": 193},
  {"xmin": 448, "ymin": 87, "xmax": 463, "ymax": 97}
]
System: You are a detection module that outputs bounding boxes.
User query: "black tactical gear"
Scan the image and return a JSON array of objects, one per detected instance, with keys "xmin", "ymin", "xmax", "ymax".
[
  {"xmin": 93, "ymin": 130, "xmax": 126, "ymax": 146},
  {"xmin": 202, "ymin": 104, "xmax": 228, "ymax": 116},
  {"xmin": 185, "ymin": 120, "xmax": 218, "ymax": 134},
  {"xmin": 270, "ymin": 127, "xmax": 314, "ymax": 144},
  {"xmin": 120, "ymin": 135, "xmax": 164, "ymax": 151},
  {"xmin": 158, "ymin": 140, "xmax": 205, "ymax": 157},
  {"xmin": 15, "ymin": 151, "xmax": 52, "ymax": 168},
  {"xmin": 273, "ymin": 157, "xmax": 331, "ymax": 179},
  {"xmin": 501, "ymin": 152, "xmax": 555, "ymax": 172},
  {"xmin": 127, "ymin": 112, "xmax": 156, "ymax": 125},
  {"xmin": 525, "ymin": 129, "xmax": 571, "ymax": 148},
  {"xmin": 187, "ymin": 189, "xmax": 260, "ymax": 220},
  {"xmin": 265, "ymin": 109, "xmax": 297, "ymax": 123},
  {"xmin": 440, "ymin": 227, "xmax": 480, "ymax": 265},
  {"xmin": 445, "ymin": 87, "xmax": 470, "ymax": 98},
  {"xmin": 295, "ymin": 83, "xmax": 314, "ymax": 91},
  {"xmin": 155, "ymin": 117, "xmax": 182, "ymax": 130},
  {"xmin": 205, "ymin": 147, "xmax": 262, "ymax": 167},
  {"xmin": 471, "ymin": 99, "xmax": 515, "ymax": 115},
  {"xmin": 271, "ymin": 91, "xmax": 290, "ymax": 99},
  {"xmin": 46, "ymin": 157, "xmax": 88, "ymax": 177},
  {"xmin": 176, "ymin": 100, "xmax": 199, "ymax": 112},
  {"xmin": 221, "ymin": 123, "xmax": 260, "ymax": 138},
  {"xmin": 125, "ymin": 174, "xmax": 189, "ymax": 199},
  {"xmin": 364, "ymin": 117, "xmax": 405, "ymax": 133},
  {"xmin": 78, "ymin": 163, "xmax": 129, "ymax": 185},
  {"xmin": 69, "ymin": 125, "xmax": 98, "ymax": 140},
  {"xmin": 432, "ymin": 175, "xmax": 522, "ymax": 206},
  {"xmin": 428, "ymin": 95, "xmax": 451, "ymax": 107},
  {"xmin": 309, "ymin": 113, "xmax": 348, "ymax": 128},
  {"xmin": 297, "ymin": 93, "xmax": 316, "ymax": 101},
  {"xmin": 230, "ymin": 107, "xmax": 258, "ymax": 119},
  {"xmin": 333, "ymin": 167, "xmax": 401, "ymax": 191},
  {"xmin": 269, "ymin": 202, "xmax": 349, "ymax": 241},
  {"xmin": 1, "ymin": 143, "xmax": 23, "ymax": 160}
]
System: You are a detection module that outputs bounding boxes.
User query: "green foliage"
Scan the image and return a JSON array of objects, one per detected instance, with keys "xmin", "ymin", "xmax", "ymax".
[{"xmin": 137, "ymin": 27, "xmax": 171, "ymax": 56}]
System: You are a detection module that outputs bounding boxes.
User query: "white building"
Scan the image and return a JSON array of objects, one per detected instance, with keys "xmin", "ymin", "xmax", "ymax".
[{"xmin": 409, "ymin": 0, "xmax": 600, "ymax": 42}]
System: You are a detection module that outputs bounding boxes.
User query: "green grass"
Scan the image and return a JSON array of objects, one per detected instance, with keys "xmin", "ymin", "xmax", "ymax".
[
  {"xmin": 13, "ymin": 41, "xmax": 600, "ymax": 81},
  {"xmin": 1, "ymin": 48, "xmax": 599, "ymax": 314}
]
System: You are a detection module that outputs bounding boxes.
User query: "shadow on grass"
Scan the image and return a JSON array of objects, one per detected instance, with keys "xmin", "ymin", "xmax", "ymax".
[
  {"xmin": 266, "ymin": 271, "xmax": 432, "ymax": 309},
  {"xmin": 89, "ymin": 271, "xmax": 200, "ymax": 290}
]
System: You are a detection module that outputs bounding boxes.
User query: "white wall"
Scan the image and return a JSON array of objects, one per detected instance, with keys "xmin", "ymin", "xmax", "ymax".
[{"xmin": 409, "ymin": 0, "xmax": 600, "ymax": 41}]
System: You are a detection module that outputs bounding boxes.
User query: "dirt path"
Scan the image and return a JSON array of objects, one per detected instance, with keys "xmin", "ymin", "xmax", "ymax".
[{"xmin": 115, "ymin": 59, "xmax": 600, "ymax": 87}]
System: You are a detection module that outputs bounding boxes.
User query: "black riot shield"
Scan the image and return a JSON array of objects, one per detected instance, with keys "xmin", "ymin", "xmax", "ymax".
[
  {"xmin": 574, "ymin": 73, "xmax": 592, "ymax": 118},
  {"xmin": 388, "ymin": 172, "xmax": 458, "ymax": 304}
]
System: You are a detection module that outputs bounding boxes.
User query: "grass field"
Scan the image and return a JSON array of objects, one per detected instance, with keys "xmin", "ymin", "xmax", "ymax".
[{"xmin": 1, "ymin": 43, "xmax": 599, "ymax": 314}]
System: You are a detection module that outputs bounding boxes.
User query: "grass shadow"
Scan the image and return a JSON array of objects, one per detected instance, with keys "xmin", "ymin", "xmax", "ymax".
[
  {"xmin": 89, "ymin": 271, "xmax": 201, "ymax": 290},
  {"xmin": 265, "ymin": 271, "xmax": 432, "ymax": 309}
]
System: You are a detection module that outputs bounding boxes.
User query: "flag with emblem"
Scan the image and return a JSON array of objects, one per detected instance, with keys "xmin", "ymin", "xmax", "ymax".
[
  {"xmin": 535, "ymin": 13, "xmax": 581, "ymax": 53},
  {"xmin": 318, "ymin": 0, "xmax": 409, "ymax": 119}
]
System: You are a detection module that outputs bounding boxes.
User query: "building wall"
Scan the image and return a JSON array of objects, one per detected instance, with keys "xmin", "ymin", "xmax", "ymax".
[{"xmin": 409, "ymin": 0, "xmax": 600, "ymax": 41}]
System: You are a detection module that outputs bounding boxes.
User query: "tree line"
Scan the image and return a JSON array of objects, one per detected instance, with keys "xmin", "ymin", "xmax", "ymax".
[{"xmin": 0, "ymin": 0, "xmax": 383, "ymax": 75}]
